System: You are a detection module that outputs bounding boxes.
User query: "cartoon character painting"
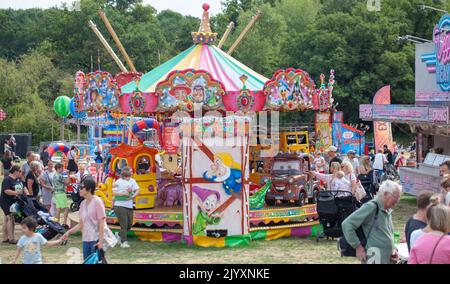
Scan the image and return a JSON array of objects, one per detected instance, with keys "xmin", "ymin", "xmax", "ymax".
[
  {"xmin": 160, "ymin": 88, "xmax": 179, "ymax": 108},
  {"xmin": 74, "ymin": 71, "xmax": 85, "ymax": 110},
  {"xmin": 203, "ymin": 153, "xmax": 242, "ymax": 195},
  {"xmin": 192, "ymin": 186, "xmax": 222, "ymax": 236},
  {"xmin": 85, "ymin": 78, "xmax": 98, "ymax": 107},
  {"xmin": 192, "ymin": 85, "xmax": 205, "ymax": 103},
  {"xmin": 170, "ymin": 77, "xmax": 191, "ymax": 101}
]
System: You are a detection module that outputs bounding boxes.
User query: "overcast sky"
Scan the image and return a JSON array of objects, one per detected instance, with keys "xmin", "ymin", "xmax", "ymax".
[{"xmin": 0, "ymin": 0, "xmax": 223, "ymax": 17}]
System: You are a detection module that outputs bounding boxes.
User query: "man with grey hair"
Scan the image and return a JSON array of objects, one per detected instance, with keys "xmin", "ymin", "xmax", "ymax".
[{"xmin": 342, "ymin": 180, "xmax": 402, "ymax": 264}]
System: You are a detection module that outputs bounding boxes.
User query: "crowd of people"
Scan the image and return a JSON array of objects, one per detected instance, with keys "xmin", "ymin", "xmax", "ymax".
[
  {"xmin": 309, "ymin": 145, "xmax": 398, "ymax": 200},
  {"xmin": 1, "ymin": 138, "xmax": 450, "ymax": 264},
  {"xmin": 0, "ymin": 141, "xmax": 140, "ymax": 264},
  {"xmin": 309, "ymin": 146, "xmax": 450, "ymax": 264}
]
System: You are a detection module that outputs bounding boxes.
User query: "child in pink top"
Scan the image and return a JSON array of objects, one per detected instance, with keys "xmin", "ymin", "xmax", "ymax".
[{"xmin": 409, "ymin": 233, "xmax": 450, "ymax": 264}]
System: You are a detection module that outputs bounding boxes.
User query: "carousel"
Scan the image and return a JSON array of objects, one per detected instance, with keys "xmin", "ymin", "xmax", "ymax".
[{"xmin": 67, "ymin": 4, "xmax": 338, "ymax": 247}]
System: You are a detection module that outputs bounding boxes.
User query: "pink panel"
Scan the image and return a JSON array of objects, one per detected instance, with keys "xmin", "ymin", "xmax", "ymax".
[
  {"xmin": 143, "ymin": 93, "xmax": 158, "ymax": 113},
  {"xmin": 119, "ymin": 93, "xmax": 132, "ymax": 114},
  {"xmin": 223, "ymin": 91, "xmax": 266, "ymax": 112}
]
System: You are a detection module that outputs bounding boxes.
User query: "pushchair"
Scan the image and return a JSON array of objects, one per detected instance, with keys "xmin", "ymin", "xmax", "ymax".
[
  {"xmin": 11, "ymin": 195, "xmax": 67, "ymax": 240},
  {"xmin": 357, "ymin": 172, "xmax": 375, "ymax": 205},
  {"xmin": 70, "ymin": 183, "xmax": 84, "ymax": 212},
  {"xmin": 316, "ymin": 190, "xmax": 356, "ymax": 241}
]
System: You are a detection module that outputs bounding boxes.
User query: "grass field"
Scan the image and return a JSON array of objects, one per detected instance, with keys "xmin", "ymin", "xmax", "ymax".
[{"xmin": 0, "ymin": 189, "xmax": 417, "ymax": 264}]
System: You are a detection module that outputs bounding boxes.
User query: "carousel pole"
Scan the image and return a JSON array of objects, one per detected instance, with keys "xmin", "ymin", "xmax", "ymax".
[
  {"xmin": 128, "ymin": 114, "xmax": 134, "ymax": 145},
  {"xmin": 60, "ymin": 117, "xmax": 65, "ymax": 141},
  {"xmin": 76, "ymin": 119, "xmax": 81, "ymax": 143},
  {"xmin": 98, "ymin": 9, "xmax": 137, "ymax": 72},
  {"xmin": 88, "ymin": 20, "xmax": 128, "ymax": 72},
  {"xmin": 217, "ymin": 22, "xmax": 234, "ymax": 49},
  {"xmin": 227, "ymin": 10, "xmax": 261, "ymax": 55}
]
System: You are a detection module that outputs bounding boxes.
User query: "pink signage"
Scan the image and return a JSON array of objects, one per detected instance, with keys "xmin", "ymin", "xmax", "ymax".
[
  {"xmin": 359, "ymin": 104, "xmax": 373, "ymax": 120},
  {"xmin": 429, "ymin": 107, "xmax": 449, "ymax": 124},
  {"xmin": 372, "ymin": 105, "xmax": 429, "ymax": 122}
]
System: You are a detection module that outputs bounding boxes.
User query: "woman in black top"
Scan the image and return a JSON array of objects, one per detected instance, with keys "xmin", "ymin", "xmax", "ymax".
[
  {"xmin": 67, "ymin": 146, "xmax": 79, "ymax": 173},
  {"xmin": 1, "ymin": 150, "xmax": 13, "ymax": 176},
  {"xmin": 25, "ymin": 161, "xmax": 42, "ymax": 198},
  {"xmin": 0, "ymin": 165, "xmax": 24, "ymax": 244}
]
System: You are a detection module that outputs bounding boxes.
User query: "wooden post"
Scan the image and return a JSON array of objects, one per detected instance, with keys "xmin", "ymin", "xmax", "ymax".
[
  {"xmin": 98, "ymin": 9, "xmax": 137, "ymax": 72},
  {"xmin": 227, "ymin": 11, "xmax": 261, "ymax": 55},
  {"xmin": 217, "ymin": 22, "xmax": 234, "ymax": 49},
  {"xmin": 88, "ymin": 20, "xmax": 128, "ymax": 72}
]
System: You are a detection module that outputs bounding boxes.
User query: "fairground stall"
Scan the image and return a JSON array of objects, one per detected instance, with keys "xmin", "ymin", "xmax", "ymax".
[
  {"xmin": 67, "ymin": 4, "xmax": 347, "ymax": 247},
  {"xmin": 360, "ymin": 14, "xmax": 450, "ymax": 196}
]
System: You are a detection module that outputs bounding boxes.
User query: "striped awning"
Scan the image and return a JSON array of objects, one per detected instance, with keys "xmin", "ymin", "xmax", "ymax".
[{"xmin": 121, "ymin": 44, "xmax": 269, "ymax": 93}]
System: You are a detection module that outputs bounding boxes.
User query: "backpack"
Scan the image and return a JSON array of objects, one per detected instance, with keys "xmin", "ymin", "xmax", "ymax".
[{"xmin": 338, "ymin": 201, "xmax": 379, "ymax": 257}]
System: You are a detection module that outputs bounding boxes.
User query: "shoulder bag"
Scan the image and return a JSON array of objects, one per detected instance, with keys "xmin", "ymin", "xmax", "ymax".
[
  {"xmin": 338, "ymin": 201, "xmax": 379, "ymax": 257},
  {"xmin": 429, "ymin": 234, "xmax": 446, "ymax": 264}
]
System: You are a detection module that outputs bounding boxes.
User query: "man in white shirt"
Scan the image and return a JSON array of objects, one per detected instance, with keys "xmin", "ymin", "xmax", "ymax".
[
  {"xmin": 372, "ymin": 149, "xmax": 387, "ymax": 186},
  {"xmin": 373, "ymin": 149, "xmax": 388, "ymax": 171},
  {"xmin": 441, "ymin": 178, "xmax": 450, "ymax": 206}
]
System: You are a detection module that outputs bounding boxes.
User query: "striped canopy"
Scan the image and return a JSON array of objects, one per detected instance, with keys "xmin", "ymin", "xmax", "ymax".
[{"xmin": 121, "ymin": 44, "xmax": 269, "ymax": 93}]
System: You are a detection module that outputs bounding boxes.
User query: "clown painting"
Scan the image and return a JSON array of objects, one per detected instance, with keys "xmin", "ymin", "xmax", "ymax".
[
  {"xmin": 192, "ymin": 186, "xmax": 223, "ymax": 236},
  {"xmin": 203, "ymin": 153, "xmax": 242, "ymax": 195}
]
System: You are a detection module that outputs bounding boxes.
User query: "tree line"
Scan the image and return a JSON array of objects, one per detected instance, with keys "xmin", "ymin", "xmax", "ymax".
[{"xmin": 0, "ymin": 0, "xmax": 446, "ymax": 144}]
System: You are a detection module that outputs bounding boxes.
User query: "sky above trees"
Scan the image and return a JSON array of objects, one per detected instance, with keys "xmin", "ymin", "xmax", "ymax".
[{"xmin": 0, "ymin": 0, "xmax": 223, "ymax": 17}]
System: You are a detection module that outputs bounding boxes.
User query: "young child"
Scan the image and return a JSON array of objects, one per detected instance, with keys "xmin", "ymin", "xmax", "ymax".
[
  {"xmin": 334, "ymin": 171, "xmax": 351, "ymax": 193},
  {"xmin": 53, "ymin": 163, "xmax": 70, "ymax": 225},
  {"xmin": 13, "ymin": 217, "xmax": 62, "ymax": 264}
]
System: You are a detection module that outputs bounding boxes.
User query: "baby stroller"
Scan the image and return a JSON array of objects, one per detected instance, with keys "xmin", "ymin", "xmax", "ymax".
[
  {"xmin": 357, "ymin": 172, "xmax": 374, "ymax": 205},
  {"xmin": 70, "ymin": 183, "xmax": 84, "ymax": 212},
  {"xmin": 11, "ymin": 195, "xmax": 67, "ymax": 240},
  {"xmin": 316, "ymin": 190, "xmax": 356, "ymax": 241}
]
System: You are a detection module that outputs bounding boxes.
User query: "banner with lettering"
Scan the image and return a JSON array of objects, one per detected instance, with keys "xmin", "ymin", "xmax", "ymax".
[
  {"xmin": 315, "ymin": 112, "xmax": 333, "ymax": 152},
  {"xmin": 162, "ymin": 123, "xmax": 179, "ymax": 154},
  {"xmin": 373, "ymin": 85, "xmax": 394, "ymax": 152}
]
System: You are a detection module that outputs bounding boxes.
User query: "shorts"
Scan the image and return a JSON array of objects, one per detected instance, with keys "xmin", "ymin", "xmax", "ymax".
[
  {"xmin": 54, "ymin": 193, "xmax": 69, "ymax": 209},
  {"xmin": 0, "ymin": 199, "xmax": 13, "ymax": 216}
]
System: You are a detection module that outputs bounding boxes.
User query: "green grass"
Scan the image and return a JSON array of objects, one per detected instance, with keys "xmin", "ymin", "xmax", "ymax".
[{"xmin": 0, "ymin": 194, "xmax": 417, "ymax": 264}]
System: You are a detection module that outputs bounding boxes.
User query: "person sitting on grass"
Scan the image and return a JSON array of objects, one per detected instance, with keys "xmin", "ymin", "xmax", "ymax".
[
  {"xmin": 13, "ymin": 217, "xmax": 63, "ymax": 264},
  {"xmin": 53, "ymin": 163, "xmax": 70, "ymax": 225}
]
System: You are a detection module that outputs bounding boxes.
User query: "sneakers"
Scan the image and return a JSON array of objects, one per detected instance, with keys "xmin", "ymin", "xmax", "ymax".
[
  {"xmin": 114, "ymin": 232, "xmax": 121, "ymax": 245},
  {"xmin": 120, "ymin": 241, "xmax": 130, "ymax": 248}
]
